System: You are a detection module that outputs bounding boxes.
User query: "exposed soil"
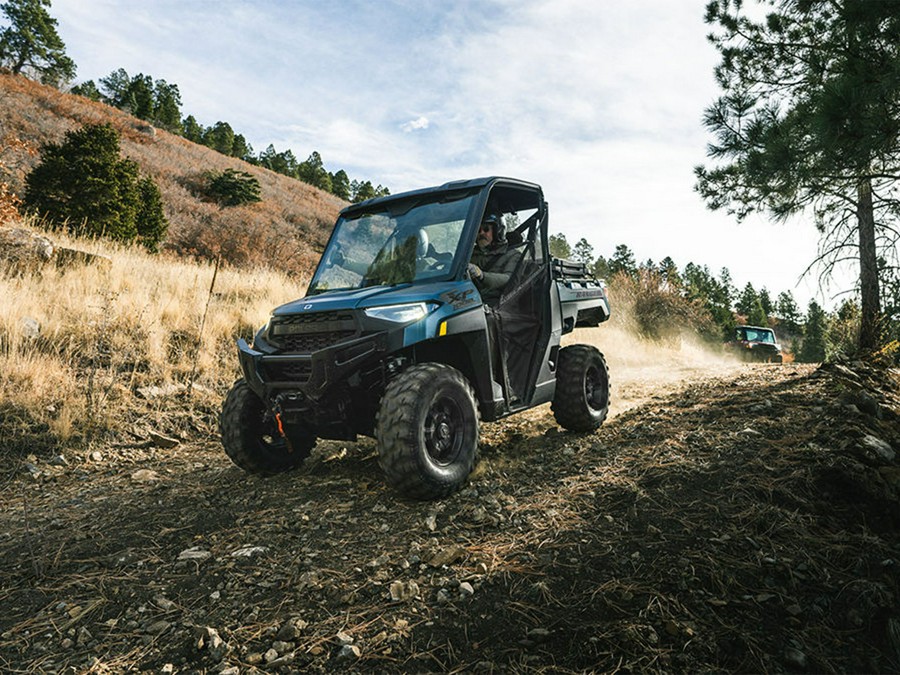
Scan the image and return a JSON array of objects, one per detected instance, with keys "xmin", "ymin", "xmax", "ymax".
[{"xmin": 1, "ymin": 355, "xmax": 899, "ymax": 674}]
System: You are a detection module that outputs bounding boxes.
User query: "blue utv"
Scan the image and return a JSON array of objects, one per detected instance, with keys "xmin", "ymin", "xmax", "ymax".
[{"xmin": 220, "ymin": 177, "xmax": 611, "ymax": 499}]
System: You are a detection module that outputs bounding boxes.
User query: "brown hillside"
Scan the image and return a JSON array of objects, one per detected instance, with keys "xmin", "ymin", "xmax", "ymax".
[{"xmin": 0, "ymin": 72, "xmax": 345, "ymax": 275}]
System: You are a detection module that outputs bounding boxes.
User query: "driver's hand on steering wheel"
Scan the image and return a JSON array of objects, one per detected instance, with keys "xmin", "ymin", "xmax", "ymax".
[{"xmin": 467, "ymin": 263, "xmax": 484, "ymax": 281}]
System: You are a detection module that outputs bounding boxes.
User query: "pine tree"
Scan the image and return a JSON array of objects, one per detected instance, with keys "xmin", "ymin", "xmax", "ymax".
[
  {"xmin": 573, "ymin": 237, "xmax": 594, "ymax": 266},
  {"xmin": 696, "ymin": 0, "xmax": 900, "ymax": 351},
  {"xmin": 799, "ymin": 300, "xmax": 827, "ymax": 363},
  {"xmin": 205, "ymin": 168, "xmax": 262, "ymax": 207},
  {"xmin": 135, "ymin": 176, "xmax": 168, "ymax": 251},
  {"xmin": 775, "ymin": 290, "xmax": 802, "ymax": 332},
  {"xmin": 203, "ymin": 121, "xmax": 235, "ymax": 155},
  {"xmin": 70, "ymin": 79, "xmax": 101, "ymax": 101},
  {"xmin": 182, "ymin": 115, "xmax": 204, "ymax": 143},
  {"xmin": 608, "ymin": 244, "xmax": 637, "ymax": 278},
  {"xmin": 330, "ymin": 169, "xmax": 350, "ymax": 200},
  {"xmin": 548, "ymin": 233, "xmax": 572, "ymax": 259},
  {"xmin": 24, "ymin": 123, "xmax": 167, "ymax": 249},
  {"xmin": 152, "ymin": 79, "xmax": 182, "ymax": 132},
  {"xmin": 736, "ymin": 283, "xmax": 759, "ymax": 317},
  {"xmin": 0, "ymin": 0, "xmax": 75, "ymax": 86},
  {"xmin": 658, "ymin": 256, "xmax": 681, "ymax": 288},
  {"xmin": 99, "ymin": 68, "xmax": 130, "ymax": 106}
]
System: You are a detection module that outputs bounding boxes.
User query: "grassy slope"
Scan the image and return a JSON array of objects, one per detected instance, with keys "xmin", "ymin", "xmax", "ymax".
[
  {"xmin": 0, "ymin": 72, "xmax": 345, "ymax": 275},
  {"xmin": 0, "ymin": 72, "xmax": 351, "ymax": 452}
]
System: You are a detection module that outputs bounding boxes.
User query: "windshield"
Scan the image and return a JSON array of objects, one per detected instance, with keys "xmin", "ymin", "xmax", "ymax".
[
  {"xmin": 737, "ymin": 327, "xmax": 776, "ymax": 343},
  {"xmin": 308, "ymin": 193, "xmax": 475, "ymax": 295}
]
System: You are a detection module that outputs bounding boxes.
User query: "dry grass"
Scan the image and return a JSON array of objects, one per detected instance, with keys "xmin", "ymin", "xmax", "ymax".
[
  {"xmin": 0, "ymin": 220, "xmax": 307, "ymax": 449},
  {"xmin": 0, "ymin": 72, "xmax": 344, "ymax": 274}
]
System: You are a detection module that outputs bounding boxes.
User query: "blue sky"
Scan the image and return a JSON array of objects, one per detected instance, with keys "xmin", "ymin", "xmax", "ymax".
[{"xmin": 51, "ymin": 0, "xmax": 846, "ymax": 308}]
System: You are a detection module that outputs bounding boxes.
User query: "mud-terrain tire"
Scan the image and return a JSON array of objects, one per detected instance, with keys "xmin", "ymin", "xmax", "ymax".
[
  {"xmin": 552, "ymin": 344, "xmax": 610, "ymax": 432},
  {"xmin": 376, "ymin": 363, "xmax": 479, "ymax": 500},
  {"xmin": 219, "ymin": 379, "xmax": 315, "ymax": 474}
]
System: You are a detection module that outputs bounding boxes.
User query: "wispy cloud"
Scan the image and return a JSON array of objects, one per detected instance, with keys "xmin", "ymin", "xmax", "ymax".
[{"xmin": 400, "ymin": 116, "xmax": 429, "ymax": 133}]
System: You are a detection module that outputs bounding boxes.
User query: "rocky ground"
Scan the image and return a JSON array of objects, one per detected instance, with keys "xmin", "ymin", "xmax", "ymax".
[{"xmin": 1, "ymin": 360, "xmax": 899, "ymax": 674}]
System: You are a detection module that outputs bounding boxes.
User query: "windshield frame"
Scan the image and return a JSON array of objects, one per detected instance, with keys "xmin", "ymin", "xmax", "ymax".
[{"xmin": 307, "ymin": 189, "xmax": 480, "ymax": 296}]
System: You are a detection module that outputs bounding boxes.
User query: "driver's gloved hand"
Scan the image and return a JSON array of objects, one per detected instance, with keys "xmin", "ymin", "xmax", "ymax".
[{"xmin": 467, "ymin": 263, "xmax": 483, "ymax": 281}]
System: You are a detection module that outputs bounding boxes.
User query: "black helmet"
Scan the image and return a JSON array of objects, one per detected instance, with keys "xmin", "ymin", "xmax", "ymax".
[{"xmin": 481, "ymin": 213, "xmax": 505, "ymax": 243}]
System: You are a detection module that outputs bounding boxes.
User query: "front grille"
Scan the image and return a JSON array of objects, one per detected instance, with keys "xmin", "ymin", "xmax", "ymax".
[
  {"xmin": 268, "ymin": 311, "xmax": 357, "ymax": 353},
  {"xmin": 263, "ymin": 361, "xmax": 313, "ymax": 382},
  {"xmin": 277, "ymin": 331, "xmax": 357, "ymax": 352}
]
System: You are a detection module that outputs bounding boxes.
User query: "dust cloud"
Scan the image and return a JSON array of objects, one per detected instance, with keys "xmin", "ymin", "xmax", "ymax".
[{"xmin": 565, "ymin": 324, "xmax": 744, "ymax": 418}]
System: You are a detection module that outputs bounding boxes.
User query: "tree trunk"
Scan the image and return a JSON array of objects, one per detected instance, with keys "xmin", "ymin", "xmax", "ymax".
[{"xmin": 856, "ymin": 178, "xmax": 881, "ymax": 351}]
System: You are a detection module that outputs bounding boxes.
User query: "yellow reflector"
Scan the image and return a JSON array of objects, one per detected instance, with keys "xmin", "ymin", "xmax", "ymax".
[{"xmin": 438, "ymin": 321, "xmax": 447, "ymax": 337}]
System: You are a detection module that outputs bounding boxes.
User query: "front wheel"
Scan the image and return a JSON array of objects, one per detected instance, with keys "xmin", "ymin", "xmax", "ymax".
[
  {"xmin": 219, "ymin": 379, "xmax": 315, "ymax": 474},
  {"xmin": 376, "ymin": 363, "xmax": 479, "ymax": 500},
  {"xmin": 552, "ymin": 345, "xmax": 610, "ymax": 432}
]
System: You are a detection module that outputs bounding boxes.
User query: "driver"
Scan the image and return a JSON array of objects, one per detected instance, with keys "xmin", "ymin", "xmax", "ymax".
[{"xmin": 467, "ymin": 213, "xmax": 518, "ymax": 302}]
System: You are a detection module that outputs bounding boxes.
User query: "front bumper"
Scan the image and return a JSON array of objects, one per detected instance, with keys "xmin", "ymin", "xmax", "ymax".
[{"xmin": 237, "ymin": 330, "xmax": 388, "ymax": 402}]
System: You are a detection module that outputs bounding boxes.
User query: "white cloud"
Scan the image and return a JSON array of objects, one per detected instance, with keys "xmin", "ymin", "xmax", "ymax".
[{"xmin": 400, "ymin": 116, "xmax": 429, "ymax": 133}]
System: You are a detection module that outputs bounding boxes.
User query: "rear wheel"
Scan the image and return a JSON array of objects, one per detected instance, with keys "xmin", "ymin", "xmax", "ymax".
[
  {"xmin": 376, "ymin": 363, "xmax": 479, "ymax": 500},
  {"xmin": 219, "ymin": 379, "xmax": 315, "ymax": 474},
  {"xmin": 552, "ymin": 345, "xmax": 610, "ymax": 432}
]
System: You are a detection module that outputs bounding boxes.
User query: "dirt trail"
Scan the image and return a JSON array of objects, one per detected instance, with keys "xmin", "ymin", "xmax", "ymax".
[
  {"xmin": 1, "ymin": 350, "xmax": 898, "ymax": 674},
  {"xmin": 572, "ymin": 325, "xmax": 746, "ymax": 418}
]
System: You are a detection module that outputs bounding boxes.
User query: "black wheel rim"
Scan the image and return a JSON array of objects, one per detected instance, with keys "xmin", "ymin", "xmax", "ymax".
[
  {"xmin": 585, "ymin": 364, "xmax": 608, "ymax": 411},
  {"xmin": 423, "ymin": 395, "xmax": 464, "ymax": 465}
]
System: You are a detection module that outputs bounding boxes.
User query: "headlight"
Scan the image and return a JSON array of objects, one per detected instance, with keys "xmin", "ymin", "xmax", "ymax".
[{"xmin": 364, "ymin": 302, "xmax": 431, "ymax": 323}]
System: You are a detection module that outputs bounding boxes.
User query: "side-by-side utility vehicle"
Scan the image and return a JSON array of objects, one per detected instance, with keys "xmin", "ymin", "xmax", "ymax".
[{"xmin": 220, "ymin": 177, "xmax": 611, "ymax": 499}]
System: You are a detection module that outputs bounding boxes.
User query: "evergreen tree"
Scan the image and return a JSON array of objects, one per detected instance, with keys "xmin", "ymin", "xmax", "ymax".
[
  {"xmin": 799, "ymin": 300, "xmax": 827, "ymax": 363},
  {"xmin": 827, "ymin": 299, "xmax": 860, "ymax": 359},
  {"xmin": 24, "ymin": 123, "xmax": 168, "ymax": 249},
  {"xmin": 152, "ymin": 79, "xmax": 182, "ymax": 132},
  {"xmin": 182, "ymin": 115, "xmax": 204, "ymax": 143},
  {"xmin": 696, "ymin": 0, "xmax": 900, "ymax": 351},
  {"xmin": 573, "ymin": 237, "xmax": 594, "ymax": 266},
  {"xmin": 758, "ymin": 287, "xmax": 773, "ymax": 316},
  {"xmin": 231, "ymin": 134, "xmax": 252, "ymax": 160},
  {"xmin": 297, "ymin": 151, "xmax": 331, "ymax": 190},
  {"xmin": 775, "ymin": 290, "xmax": 802, "ymax": 331},
  {"xmin": 352, "ymin": 179, "xmax": 376, "ymax": 202},
  {"xmin": 683, "ymin": 262, "xmax": 735, "ymax": 338},
  {"xmin": 736, "ymin": 283, "xmax": 759, "ymax": 317},
  {"xmin": 0, "ymin": 0, "xmax": 75, "ymax": 86},
  {"xmin": 70, "ymin": 79, "xmax": 101, "ymax": 101},
  {"xmin": 608, "ymin": 244, "xmax": 637, "ymax": 278},
  {"xmin": 548, "ymin": 233, "xmax": 572, "ymax": 259},
  {"xmin": 747, "ymin": 297, "xmax": 768, "ymax": 327},
  {"xmin": 658, "ymin": 256, "xmax": 681, "ymax": 288},
  {"xmin": 330, "ymin": 169, "xmax": 350, "ymax": 200},
  {"xmin": 203, "ymin": 121, "xmax": 235, "ymax": 155},
  {"xmin": 592, "ymin": 255, "xmax": 609, "ymax": 280},
  {"xmin": 99, "ymin": 67, "xmax": 130, "ymax": 106},
  {"xmin": 205, "ymin": 168, "xmax": 261, "ymax": 207},
  {"xmin": 135, "ymin": 176, "xmax": 168, "ymax": 251},
  {"xmin": 124, "ymin": 73, "xmax": 154, "ymax": 120}
]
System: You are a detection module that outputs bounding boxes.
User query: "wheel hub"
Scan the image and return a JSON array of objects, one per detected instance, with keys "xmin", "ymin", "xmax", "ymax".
[{"xmin": 424, "ymin": 397, "xmax": 462, "ymax": 464}]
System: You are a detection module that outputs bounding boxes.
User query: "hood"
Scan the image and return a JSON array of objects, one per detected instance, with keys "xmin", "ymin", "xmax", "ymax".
[{"xmin": 272, "ymin": 281, "xmax": 465, "ymax": 316}]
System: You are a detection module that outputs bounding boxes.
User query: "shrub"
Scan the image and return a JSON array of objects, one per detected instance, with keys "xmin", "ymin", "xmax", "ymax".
[
  {"xmin": 23, "ymin": 122, "xmax": 168, "ymax": 250},
  {"xmin": 609, "ymin": 268, "xmax": 720, "ymax": 344},
  {"xmin": 204, "ymin": 168, "xmax": 262, "ymax": 207}
]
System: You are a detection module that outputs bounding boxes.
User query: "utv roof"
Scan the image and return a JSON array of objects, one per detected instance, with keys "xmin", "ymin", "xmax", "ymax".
[{"xmin": 340, "ymin": 176, "xmax": 542, "ymax": 216}]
